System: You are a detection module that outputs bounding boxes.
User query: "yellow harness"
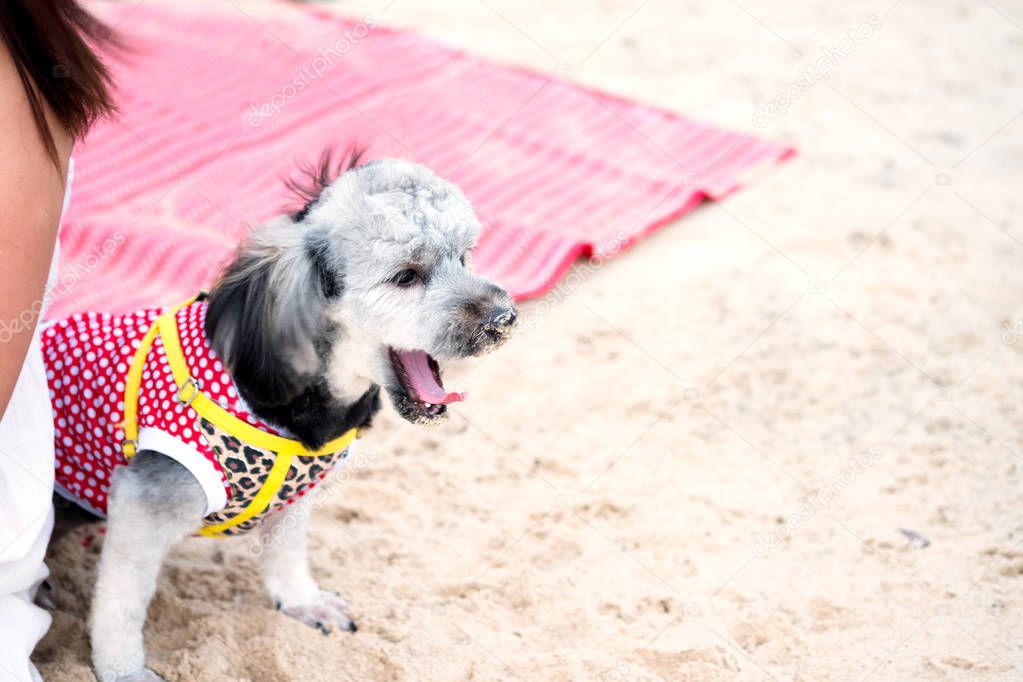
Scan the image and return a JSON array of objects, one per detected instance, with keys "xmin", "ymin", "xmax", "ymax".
[{"xmin": 121, "ymin": 297, "xmax": 357, "ymax": 537}]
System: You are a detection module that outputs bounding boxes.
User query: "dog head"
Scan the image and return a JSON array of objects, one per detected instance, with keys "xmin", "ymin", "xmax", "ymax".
[{"xmin": 205, "ymin": 153, "xmax": 517, "ymax": 426}]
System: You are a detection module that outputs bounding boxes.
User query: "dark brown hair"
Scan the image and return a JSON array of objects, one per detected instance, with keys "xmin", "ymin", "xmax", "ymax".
[{"xmin": 0, "ymin": 0, "xmax": 116, "ymax": 165}]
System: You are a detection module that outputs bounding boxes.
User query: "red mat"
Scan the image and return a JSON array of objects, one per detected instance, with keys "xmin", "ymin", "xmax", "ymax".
[{"xmin": 50, "ymin": 2, "xmax": 793, "ymax": 318}]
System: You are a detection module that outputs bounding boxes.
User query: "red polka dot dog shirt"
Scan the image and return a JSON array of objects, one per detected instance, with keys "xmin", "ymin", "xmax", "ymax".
[{"xmin": 43, "ymin": 297, "xmax": 357, "ymax": 536}]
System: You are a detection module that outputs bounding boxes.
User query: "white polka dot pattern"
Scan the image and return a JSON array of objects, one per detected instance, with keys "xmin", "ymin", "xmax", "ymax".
[{"xmin": 43, "ymin": 300, "xmax": 283, "ymax": 514}]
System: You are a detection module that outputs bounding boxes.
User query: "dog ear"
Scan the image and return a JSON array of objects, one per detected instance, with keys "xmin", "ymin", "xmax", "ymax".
[{"xmin": 205, "ymin": 221, "xmax": 341, "ymax": 407}]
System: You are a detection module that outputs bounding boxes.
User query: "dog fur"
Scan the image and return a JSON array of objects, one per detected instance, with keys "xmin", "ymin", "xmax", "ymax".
[{"xmin": 86, "ymin": 155, "xmax": 516, "ymax": 681}]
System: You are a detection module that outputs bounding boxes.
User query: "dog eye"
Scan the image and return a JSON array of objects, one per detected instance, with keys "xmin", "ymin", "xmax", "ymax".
[{"xmin": 392, "ymin": 269, "xmax": 421, "ymax": 287}]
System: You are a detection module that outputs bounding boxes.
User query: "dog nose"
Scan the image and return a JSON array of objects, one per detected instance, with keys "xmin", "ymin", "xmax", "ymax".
[{"xmin": 484, "ymin": 306, "xmax": 517, "ymax": 330}]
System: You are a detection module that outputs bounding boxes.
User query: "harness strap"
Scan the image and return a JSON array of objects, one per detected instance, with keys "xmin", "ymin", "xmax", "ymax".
[
  {"xmin": 121, "ymin": 296, "xmax": 358, "ymax": 537},
  {"xmin": 154, "ymin": 312, "xmax": 358, "ymax": 457},
  {"xmin": 198, "ymin": 451, "xmax": 295, "ymax": 537},
  {"xmin": 123, "ymin": 299, "xmax": 193, "ymax": 457}
]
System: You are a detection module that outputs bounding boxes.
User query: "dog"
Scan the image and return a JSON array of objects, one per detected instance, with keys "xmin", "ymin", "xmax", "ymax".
[{"xmin": 43, "ymin": 153, "xmax": 516, "ymax": 681}]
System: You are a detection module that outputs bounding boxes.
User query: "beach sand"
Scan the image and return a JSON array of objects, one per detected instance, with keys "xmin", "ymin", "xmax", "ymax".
[{"xmin": 35, "ymin": 0, "xmax": 1022, "ymax": 679}]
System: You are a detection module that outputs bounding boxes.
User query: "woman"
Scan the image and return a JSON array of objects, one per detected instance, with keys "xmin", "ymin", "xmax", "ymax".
[{"xmin": 0, "ymin": 2, "xmax": 114, "ymax": 679}]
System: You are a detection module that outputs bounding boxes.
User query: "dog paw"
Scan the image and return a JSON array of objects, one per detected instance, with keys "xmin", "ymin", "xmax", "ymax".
[{"xmin": 278, "ymin": 590, "xmax": 357, "ymax": 635}]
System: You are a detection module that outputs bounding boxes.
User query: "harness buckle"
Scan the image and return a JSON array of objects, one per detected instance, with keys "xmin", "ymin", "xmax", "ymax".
[
  {"xmin": 176, "ymin": 377, "xmax": 201, "ymax": 407},
  {"xmin": 123, "ymin": 439, "xmax": 139, "ymax": 458}
]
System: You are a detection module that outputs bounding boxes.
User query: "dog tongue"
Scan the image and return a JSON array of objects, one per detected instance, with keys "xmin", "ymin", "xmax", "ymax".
[{"xmin": 395, "ymin": 350, "xmax": 467, "ymax": 404}]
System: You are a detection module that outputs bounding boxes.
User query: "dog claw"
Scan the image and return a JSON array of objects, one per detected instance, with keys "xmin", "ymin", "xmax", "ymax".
[
  {"xmin": 35, "ymin": 580, "xmax": 55, "ymax": 611},
  {"xmin": 279, "ymin": 589, "xmax": 357, "ymax": 635}
]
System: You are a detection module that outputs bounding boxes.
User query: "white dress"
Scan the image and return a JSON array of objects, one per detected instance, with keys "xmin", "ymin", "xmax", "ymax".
[{"xmin": 0, "ymin": 160, "xmax": 73, "ymax": 682}]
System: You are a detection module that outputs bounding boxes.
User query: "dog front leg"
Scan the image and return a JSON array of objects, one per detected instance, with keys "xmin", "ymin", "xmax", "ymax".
[
  {"xmin": 259, "ymin": 496, "xmax": 357, "ymax": 634},
  {"xmin": 90, "ymin": 452, "xmax": 206, "ymax": 681}
]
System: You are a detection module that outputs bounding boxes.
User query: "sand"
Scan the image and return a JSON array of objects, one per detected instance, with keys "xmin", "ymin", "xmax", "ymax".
[{"xmin": 34, "ymin": 0, "xmax": 1023, "ymax": 679}]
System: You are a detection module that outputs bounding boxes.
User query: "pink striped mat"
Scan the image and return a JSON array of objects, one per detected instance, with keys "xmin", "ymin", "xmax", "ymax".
[{"xmin": 51, "ymin": 2, "xmax": 793, "ymax": 318}]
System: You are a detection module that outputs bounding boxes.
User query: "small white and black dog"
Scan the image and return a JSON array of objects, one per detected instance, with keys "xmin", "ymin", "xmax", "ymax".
[{"xmin": 71, "ymin": 154, "xmax": 516, "ymax": 680}]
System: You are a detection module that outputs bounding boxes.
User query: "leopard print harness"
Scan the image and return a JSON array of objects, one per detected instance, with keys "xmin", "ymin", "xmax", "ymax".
[
  {"xmin": 121, "ymin": 295, "xmax": 358, "ymax": 538},
  {"xmin": 197, "ymin": 417, "xmax": 351, "ymax": 536}
]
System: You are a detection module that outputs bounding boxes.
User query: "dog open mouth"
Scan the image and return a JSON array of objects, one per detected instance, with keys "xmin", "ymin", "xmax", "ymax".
[{"xmin": 388, "ymin": 348, "xmax": 466, "ymax": 419}]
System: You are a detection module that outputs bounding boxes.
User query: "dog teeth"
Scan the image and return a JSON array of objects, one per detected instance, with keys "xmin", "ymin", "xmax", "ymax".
[{"xmin": 424, "ymin": 402, "xmax": 432, "ymax": 408}]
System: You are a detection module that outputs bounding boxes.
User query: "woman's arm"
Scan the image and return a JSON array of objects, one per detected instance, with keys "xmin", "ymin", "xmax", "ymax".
[{"xmin": 0, "ymin": 42, "xmax": 72, "ymax": 417}]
